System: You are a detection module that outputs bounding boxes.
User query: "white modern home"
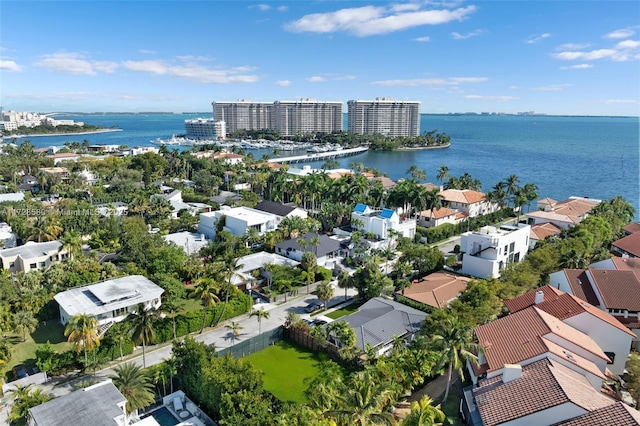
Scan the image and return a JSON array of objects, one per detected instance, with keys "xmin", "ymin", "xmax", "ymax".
[
  {"xmin": 253, "ymin": 200, "xmax": 308, "ymax": 224},
  {"xmin": 0, "ymin": 241, "xmax": 68, "ymax": 274},
  {"xmin": 155, "ymin": 190, "xmax": 212, "ymax": 219},
  {"xmin": 275, "ymin": 233, "xmax": 343, "ymax": 268},
  {"xmin": 54, "ymin": 275, "xmax": 163, "ymax": 329},
  {"xmin": 198, "ymin": 206, "xmax": 278, "ymax": 239},
  {"xmin": 459, "ymin": 224, "xmax": 530, "ymax": 279},
  {"xmin": 163, "ymin": 231, "xmax": 208, "ymax": 255},
  {"xmin": 351, "ymin": 203, "xmax": 416, "ymax": 240}
]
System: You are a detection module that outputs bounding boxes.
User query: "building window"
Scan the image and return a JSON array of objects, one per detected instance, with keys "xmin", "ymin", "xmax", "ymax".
[
  {"xmin": 604, "ymin": 352, "xmax": 615, "ymax": 364},
  {"xmin": 9, "ymin": 262, "xmax": 15, "ymax": 268},
  {"xmin": 38, "ymin": 261, "xmax": 46, "ymax": 268},
  {"xmin": 509, "ymin": 242, "xmax": 515, "ymax": 253},
  {"xmin": 30, "ymin": 263, "xmax": 37, "ymax": 269},
  {"xmin": 113, "ymin": 307, "xmax": 128, "ymax": 317}
]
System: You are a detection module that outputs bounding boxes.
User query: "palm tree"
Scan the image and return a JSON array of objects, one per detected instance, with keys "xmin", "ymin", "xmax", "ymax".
[
  {"xmin": 431, "ymin": 316, "xmax": 480, "ymax": 402},
  {"xmin": 13, "ymin": 310, "xmax": 38, "ymax": 343},
  {"xmin": 424, "ymin": 188, "xmax": 444, "ymax": 225},
  {"xmin": 109, "ymin": 362, "xmax": 155, "ymax": 421},
  {"xmin": 8, "ymin": 384, "xmax": 52, "ymax": 426},
  {"xmin": 226, "ymin": 321, "xmax": 243, "ymax": 344},
  {"xmin": 505, "ymin": 174, "xmax": 520, "ymax": 207},
  {"xmin": 29, "ymin": 215, "xmax": 63, "ymax": 242},
  {"xmin": 402, "ymin": 396, "xmax": 445, "ymax": 426},
  {"xmin": 64, "ymin": 313, "xmax": 100, "ymax": 366},
  {"xmin": 189, "ymin": 277, "xmax": 221, "ymax": 333},
  {"xmin": 59, "ymin": 229, "xmax": 83, "ymax": 259},
  {"xmin": 249, "ymin": 308, "xmax": 271, "ymax": 334},
  {"xmin": 436, "ymin": 165, "xmax": 449, "ymax": 183},
  {"xmin": 316, "ymin": 281, "xmax": 335, "ymax": 311},
  {"xmin": 337, "ymin": 270, "xmax": 353, "ymax": 301},
  {"xmin": 128, "ymin": 303, "xmax": 158, "ymax": 368},
  {"xmin": 406, "ymin": 165, "xmax": 427, "ymax": 182}
]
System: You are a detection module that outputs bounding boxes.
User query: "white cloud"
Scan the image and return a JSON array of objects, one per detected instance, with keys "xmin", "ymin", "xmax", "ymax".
[
  {"xmin": 531, "ymin": 84, "xmax": 573, "ymax": 91},
  {"xmin": 122, "ymin": 59, "xmax": 258, "ymax": 83},
  {"xmin": 34, "ymin": 52, "xmax": 118, "ymax": 75},
  {"xmin": 605, "ymin": 28, "xmax": 635, "ymax": 39},
  {"xmin": 255, "ymin": 4, "xmax": 270, "ymax": 11},
  {"xmin": 553, "ymin": 38, "xmax": 640, "ymax": 62},
  {"xmin": 138, "ymin": 49, "xmax": 156, "ymax": 55},
  {"xmin": 525, "ymin": 33, "xmax": 551, "ymax": 44},
  {"xmin": 284, "ymin": 4, "xmax": 477, "ymax": 37},
  {"xmin": 451, "ymin": 29, "xmax": 484, "ymax": 40},
  {"xmin": 307, "ymin": 76, "xmax": 326, "ymax": 82},
  {"xmin": 276, "ymin": 80, "xmax": 291, "ymax": 86},
  {"xmin": 335, "ymin": 74, "xmax": 356, "ymax": 81},
  {"xmin": 414, "ymin": 36, "xmax": 431, "ymax": 42},
  {"xmin": 372, "ymin": 76, "xmax": 487, "ymax": 86},
  {"xmin": 176, "ymin": 55, "xmax": 212, "ymax": 62},
  {"xmin": 277, "ymin": 6, "xmax": 288, "ymax": 12},
  {"xmin": 603, "ymin": 99, "xmax": 640, "ymax": 105},
  {"xmin": 561, "ymin": 63, "xmax": 593, "ymax": 70},
  {"xmin": 465, "ymin": 95, "xmax": 518, "ymax": 102},
  {"xmin": 556, "ymin": 43, "xmax": 590, "ymax": 50},
  {"xmin": 0, "ymin": 60, "xmax": 22, "ymax": 72},
  {"xmin": 8, "ymin": 91, "xmax": 180, "ymax": 102}
]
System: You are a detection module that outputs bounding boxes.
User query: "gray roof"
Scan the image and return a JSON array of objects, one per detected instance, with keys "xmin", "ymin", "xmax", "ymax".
[
  {"xmin": 254, "ymin": 200, "xmax": 296, "ymax": 217},
  {"xmin": 163, "ymin": 232, "xmax": 208, "ymax": 255},
  {"xmin": 29, "ymin": 380, "xmax": 126, "ymax": 426},
  {"xmin": 54, "ymin": 275, "xmax": 164, "ymax": 318},
  {"xmin": 0, "ymin": 240, "xmax": 62, "ymax": 260},
  {"xmin": 236, "ymin": 251, "xmax": 300, "ymax": 273},
  {"xmin": 0, "ymin": 192, "xmax": 25, "ymax": 203},
  {"xmin": 275, "ymin": 233, "xmax": 342, "ymax": 257},
  {"xmin": 341, "ymin": 297, "xmax": 427, "ymax": 350}
]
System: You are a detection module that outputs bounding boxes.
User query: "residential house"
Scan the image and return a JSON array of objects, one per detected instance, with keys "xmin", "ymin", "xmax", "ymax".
[
  {"xmin": 38, "ymin": 167, "xmax": 70, "ymax": 182},
  {"xmin": 439, "ymin": 189, "xmax": 497, "ymax": 218},
  {"xmin": 95, "ymin": 202, "xmax": 128, "ymax": 217},
  {"xmin": 525, "ymin": 196, "xmax": 600, "ymax": 229},
  {"xmin": 192, "ymin": 150, "xmax": 244, "ymax": 165},
  {"xmin": 529, "ymin": 222, "xmax": 563, "ymax": 249},
  {"xmin": 464, "ymin": 359, "xmax": 618, "ymax": 426},
  {"xmin": 417, "ymin": 207, "xmax": 466, "ymax": 228},
  {"xmin": 399, "ymin": 271, "xmax": 471, "ymax": 309},
  {"xmin": 0, "ymin": 192, "xmax": 25, "ymax": 203},
  {"xmin": 611, "ymin": 231, "xmax": 640, "ymax": 258},
  {"xmin": 198, "ymin": 205, "xmax": 278, "ymax": 239},
  {"xmin": 549, "ymin": 267, "xmax": 640, "ymax": 349},
  {"xmin": 0, "ymin": 222, "xmax": 17, "ymax": 248},
  {"xmin": 77, "ymin": 168, "xmax": 98, "ymax": 185},
  {"xmin": 339, "ymin": 297, "xmax": 426, "ymax": 355},
  {"xmin": 163, "ymin": 231, "xmax": 208, "ymax": 256},
  {"xmin": 275, "ymin": 232, "xmax": 343, "ymax": 268},
  {"xmin": 504, "ymin": 285, "xmax": 635, "ymax": 376},
  {"xmin": 28, "ymin": 380, "xmax": 128, "ymax": 426},
  {"xmin": 19, "ymin": 175, "xmax": 38, "ymax": 192},
  {"xmin": 470, "ymin": 306, "xmax": 612, "ymax": 388},
  {"xmin": 54, "ymin": 275, "xmax": 163, "ymax": 328},
  {"xmin": 156, "ymin": 190, "xmax": 212, "ymax": 219},
  {"xmin": 459, "ymin": 224, "xmax": 530, "ymax": 279},
  {"xmin": 0, "ymin": 241, "xmax": 68, "ymax": 273},
  {"xmin": 553, "ymin": 401, "xmax": 640, "ymax": 425},
  {"xmin": 351, "ymin": 203, "xmax": 416, "ymax": 240},
  {"xmin": 253, "ymin": 200, "xmax": 308, "ymax": 225},
  {"xmin": 45, "ymin": 152, "xmax": 81, "ymax": 164},
  {"xmin": 234, "ymin": 251, "xmax": 300, "ymax": 289},
  {"xmin": 623, "ymin": 222, "xmax": 640, "ymax": 236}
]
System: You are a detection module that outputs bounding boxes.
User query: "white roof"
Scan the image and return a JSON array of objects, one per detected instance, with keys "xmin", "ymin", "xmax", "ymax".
[
  {"xmin": 0, "ymin": 240, "xmax": 62, "ymax": 260},
  {"xmin": 163, "ymin": 232, "xmax": 208, "ymax": 255},
  {"xmin": 212, "ymin": 206, "xmax": 277, "ymax": 226},
  {"xmin": 54, "ymin": 275, "xmax": 164, "ymax": 318},
  {"xmin": 236, "ymin": 251, "xmax": 300, "ymax": 274},
  {"xmin": 0, "ymin": 192, "xmax": 25, "ymax": 203}
]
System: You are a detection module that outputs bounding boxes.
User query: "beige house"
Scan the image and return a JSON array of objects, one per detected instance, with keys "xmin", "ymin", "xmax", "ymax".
[{"xmin": 0, "ymin": 241, "xmax": 68, "ymax": 273}]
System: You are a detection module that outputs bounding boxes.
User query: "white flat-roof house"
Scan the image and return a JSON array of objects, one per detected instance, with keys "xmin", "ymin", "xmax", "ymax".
[
  {"xmin": 155, "ymin": 190, "xmax": 212, "ymax": 219},
  {"xmin": 459, "ymin": 224, "xmax": 530, "ymax": 279},
  {"xmin": 0, "ymin": 241, "xmax": 68, "ymax": 274},
  {"xmin": 198, "ymin": 206, "xmax": 278, "ymax": 239},
  {"xmin": 54, "ymin": 275, "xmax": 164, "ymax": 327},
  {"xmin": 351, "ymin": 203, "xmax": 416, "ymax": 240}
]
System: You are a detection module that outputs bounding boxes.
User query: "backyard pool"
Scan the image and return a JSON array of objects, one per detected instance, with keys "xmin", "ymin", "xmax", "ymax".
[{"xmin": 141, "ymin": 406, "xmax": 179, "ymax": 426}]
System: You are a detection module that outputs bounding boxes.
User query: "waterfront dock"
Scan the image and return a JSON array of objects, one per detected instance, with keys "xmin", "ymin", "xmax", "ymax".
[{"xmin": 268, "ymin": 146, "xmax": 368, "ymax": 164}]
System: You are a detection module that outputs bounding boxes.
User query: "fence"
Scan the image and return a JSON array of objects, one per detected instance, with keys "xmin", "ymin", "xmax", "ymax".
[{"xmin": 216, "ymin": 326, "xmax": 284, "ymax": 358}]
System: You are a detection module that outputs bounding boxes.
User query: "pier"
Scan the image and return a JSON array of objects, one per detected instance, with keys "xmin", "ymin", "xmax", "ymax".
[{"xmin": 268, "ymin": 146, "xmax": 369, "ymax": 164}]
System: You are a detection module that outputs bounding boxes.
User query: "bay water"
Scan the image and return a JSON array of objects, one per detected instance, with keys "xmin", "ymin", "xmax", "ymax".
[{"xmin": 8, "ymin": 113, "xmax": 639, "ymax": 218}]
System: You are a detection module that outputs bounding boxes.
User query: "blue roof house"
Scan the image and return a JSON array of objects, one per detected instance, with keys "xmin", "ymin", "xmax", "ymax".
[{"xmin": 351, "ymin": 204, "xmax": 416, "ymax": 240}]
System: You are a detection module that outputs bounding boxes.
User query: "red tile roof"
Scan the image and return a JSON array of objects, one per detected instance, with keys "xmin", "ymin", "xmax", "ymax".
[
  {"xmin": 612, "ymin": 232, "xmax": 640, "ymax": 257},
  {"xmin": 440, "ymin": 189, "xmax": 486, "ymax": 204},
  {"xmin": 563, "ymin": 269, "xmax": 600, "ymax": 306},
  {"xmin": 503, "ymin": 285, "xmax": 563, "ymax": 313},
  {"xmin": 623, "ymin": 222, "xmax": 640, "ymax": 235},
  {"xmin": 399, "ymin": 272, "xmax": 471, "ymax": 308},
  {"xmin": 530, "ymin": 222, "xmax": 563, "ymax": 240},
  {"xmin": 474, "ymin": 358, "xmax": 615, "ymax": 426},
  {"xmin": 552, "ymin": 401, "xmax": 640, "ymax": 425},
  {"xmin": 588, "ymin": 268, "xmax": 640, "ymax": 311},
  {"xmin": 418, "ymin": 207, "xmax": 458, "ymax": 220}
]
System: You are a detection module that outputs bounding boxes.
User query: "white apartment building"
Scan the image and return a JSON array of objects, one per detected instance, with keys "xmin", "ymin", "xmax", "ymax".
[
  {"xmin": 273, "ymin": 99, "xmax": 342, "ymax": 136},
  {"xmin": 351, "ymin": 203, "xmax": 416, "ymax": 240},
  {"xmin": 198, "ymin": 206, "xmax": 278, "ymax": 239},
  {"xmin": 459, "ymin": 224, "xmax": 530, "ymax": 279},
  {"xmin": 184, "ymin": 118, "xmax": 226, "ymax": 140},
  {"xmin": 212, "ymin": 100, "xmax": 273, "ymax": 133},
  {"xmin": 347, "ymin": 98, "xmax": 420, "ymax": 137}
]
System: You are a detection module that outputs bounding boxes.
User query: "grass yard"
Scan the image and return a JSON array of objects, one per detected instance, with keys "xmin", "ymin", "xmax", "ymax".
[
  {"xmin": 243, "ymin": 340, "xmax": 340, "ymax": 404},
  {"xmin": 326, "ymin": 300, "xmax": 363, "ymax": 320}
]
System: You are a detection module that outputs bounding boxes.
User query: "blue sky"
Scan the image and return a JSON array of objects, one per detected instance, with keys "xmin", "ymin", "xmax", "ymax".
[{"xmin": 1, "ymin": 1, "xmax": 639, "ymax": 115}]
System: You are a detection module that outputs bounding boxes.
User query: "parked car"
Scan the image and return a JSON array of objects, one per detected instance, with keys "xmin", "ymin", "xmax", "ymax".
[
  {"xmin": 13, "ymin": 365, "xmax": 28, "ymax": 380},
  {"xmin": 312, "ymin": 319, "xmax": 329, "ymax": 327},
  {"xmin": 305, "ymin": 302, "xmax": 323, "ymax": 313}
]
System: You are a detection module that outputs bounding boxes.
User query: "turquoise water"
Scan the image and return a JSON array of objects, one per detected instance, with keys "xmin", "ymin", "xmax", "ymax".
[{"xmin": 8, "ymin": 113, "xmax": 639, "ymax": 217}]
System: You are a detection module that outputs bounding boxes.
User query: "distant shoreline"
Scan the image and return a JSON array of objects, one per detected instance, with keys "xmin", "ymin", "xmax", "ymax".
[
  {"xmin": 396, "ymin": 143, "xmax": 451, "ymax": 151},
  {"xmin": 3, "ymin": 128, "xmax": 122, "ymax": 139}
]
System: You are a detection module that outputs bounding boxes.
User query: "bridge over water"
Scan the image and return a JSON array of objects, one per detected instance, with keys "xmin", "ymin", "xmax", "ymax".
[{"xmin": 267, "ymin": 146, "xmax": 369, "ymax": 164}]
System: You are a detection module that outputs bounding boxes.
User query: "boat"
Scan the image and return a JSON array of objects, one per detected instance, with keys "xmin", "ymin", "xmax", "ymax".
[{"xmin": 151, "ymin": 135, "xmax": 191, "ymax": 146}]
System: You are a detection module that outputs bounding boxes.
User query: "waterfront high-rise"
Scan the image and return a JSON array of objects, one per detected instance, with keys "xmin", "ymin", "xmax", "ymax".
[
  {"xmin": 347, "ymin": 98, "xmax": 421, "ymax": 137},
  {"xmin": 212, "ymin": 99, "xmax": 342, "ymax": 136},
  {"xmin": 184, "ymin": 118, "xmax": 226, "ymax": 140}
]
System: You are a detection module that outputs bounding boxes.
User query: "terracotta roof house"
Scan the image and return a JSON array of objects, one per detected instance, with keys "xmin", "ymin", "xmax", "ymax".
[
  {"xmin": 439, "ymin": 189, "xmax": 498, "ymax": 218},
  {"xmin": 417, "ymin": 207, "xmax": 465, "ymax": 228},
  {"xmin": 591, "ymin": 256, "xmax": 640, "ymax": 280},
  {"xmin": 611, "ymin": 231, "xmax": 640, "ymax": 258},
  {"xmin": 529, "ymin": 222, "xmax": 563, "ymax": 249},
  {"xmin": 28, "ymin": 380, "xmax": 128, "ymax": 426},
  {"xmin": 526, "ymin": 196, "xmax": 600, "ymax": 229},
  {"xmin": 550, "ymin": 267, "xmax": 640, "ymax": 350},
  {"xmin": 623, "ymin": 222, "xmax": 640, "ymax": 235},
  {"xmin": 339, "ymin": 297, "xmax": 426, "ymax": 355},
  {"xmin": 465, "ymin": 359, "xmax": 616, "ymax": 426},
  {"xmin": 504, "ymin": 286, "xmax": 635, "ymax": 376},
  {"xmin": 552, "ymin": 401, "xmax": 640, "ymax": 425},
  {"xmin": 471, "ymin": 306, "xmax": 612, "ymax": 388},
  {"xmin": 399, "ymin": 272, "xmax": 471, "ymax": 308}
]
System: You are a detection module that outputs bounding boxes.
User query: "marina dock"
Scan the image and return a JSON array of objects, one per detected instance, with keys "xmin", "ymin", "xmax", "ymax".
[{"xmin": 268, "ymin": 146, "xmax": 369, "ymax": 164}]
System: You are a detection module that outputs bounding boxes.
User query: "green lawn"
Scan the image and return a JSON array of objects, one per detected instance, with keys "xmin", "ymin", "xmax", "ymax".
[
  {"xmin": 243, "ymin": 340, "xmax": 338, "ymax": 404},
  {"xmin": 326, "ymin": 301, "xmax": 363, "ymax": 320}
]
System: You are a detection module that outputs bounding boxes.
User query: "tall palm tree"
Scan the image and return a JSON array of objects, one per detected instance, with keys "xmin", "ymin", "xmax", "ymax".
[
  {"xmin": 406, "ymin": 165, "xmax": 427, "ymax": 182},
  {"xmin": 109, "ymin": 362, "xmax": 155, "ymax": 421},
  {"xmin": 128, "ymin": 303, "xmax": 158, "ymax": 368},
  {"xmin": 402, "ymin": 396, "xmax": 445, "ymax": 426},
  {"xmin": 64, "ymin": 313, "xmax": 100, "ymax": 366},
  {"xmin": 424, "ymin": 188, "xmax": 444, "ymax": 225},
  {"xmin": 8, "ymin": 384, "xmax": 52, "ymax": 426},
  {"xmin": 316, "ymin": 281, "xmax": 335, "ymax": 311},
  {"xmin": 14, "ymin": 310, "xmax": 38, "ymax": 343},
  {"xmin": 59, "ymin": 229, "xmax": 83, "ymax": 259},
  {"xmin": 337, "ymin": 270, "xmax": 353, "ymax": 301},
  {"xmin": 436, "ymin": 165, "xmax": 449, "ymax": 183},
  {"xmin": 431, "ymin": 316, "xmax": 480, "ymax": 402},
  {"xmin": 189, "ymin": 277, "xmax": 221, "ymax": 333},
  {"xmin": 249, "ymin": 308, "xmax": 271, "ymax": 334}
]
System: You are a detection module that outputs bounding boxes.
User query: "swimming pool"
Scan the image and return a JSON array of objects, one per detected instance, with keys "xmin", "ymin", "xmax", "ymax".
[{"xmin": 141, "ymin": 406, "xmax": 179, "ymax": 426}]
